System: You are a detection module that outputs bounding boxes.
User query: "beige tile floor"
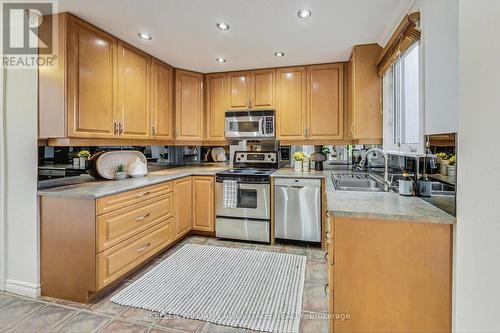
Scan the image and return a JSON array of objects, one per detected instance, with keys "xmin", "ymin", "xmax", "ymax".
[{"xmin": 0, "ymin": 236, "xmax": 329, "ymax": 333}]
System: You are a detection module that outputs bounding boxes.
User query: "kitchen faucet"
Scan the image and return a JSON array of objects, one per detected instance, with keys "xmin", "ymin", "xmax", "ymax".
[{"xmin": 359, "ymin": 148, "xmax": 391, "ymax": 191}]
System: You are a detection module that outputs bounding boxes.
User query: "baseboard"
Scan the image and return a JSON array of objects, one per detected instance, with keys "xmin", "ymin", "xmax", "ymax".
[{"xmin": 5, "ymin": 279, "xmax": 41, "ymax": 298}]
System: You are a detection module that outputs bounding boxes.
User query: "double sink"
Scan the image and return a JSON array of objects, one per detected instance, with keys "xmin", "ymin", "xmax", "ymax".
[
  {"xmin": 333, "ymin": 173, "xmax": 387, "ymax": 192},
  {"xmin": 332, "ymin": 172, "xmax": 455, "ymax": 196}
]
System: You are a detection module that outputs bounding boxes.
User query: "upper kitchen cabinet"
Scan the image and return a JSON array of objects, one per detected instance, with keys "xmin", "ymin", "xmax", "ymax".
[
  {"xmin": 175, "ymin": 69, "xmax": 204, "ymax": 141},
  {"xmin": 226, "ymin": 70, "xmax": 275, "ymax": 110},
  {"xmin": 275, "ymin": 67, "xmax": 307, "ymax": 140},
  {"xmin": 39, "ymin": 13, "xmax": 118, "ymax": 139},
  {"xmin": 348, "ymin": 44, "xmax": 383, "ymax": 142},
  {"xmin": 307, "ymin": 63, "xmax": 344, "ymax": 140},
  {"xmin": 205, "ymin": 73, "xmax": 227, "ymax": 142},
  {"xmin": 250, "ymin": 69, "xmax": 275, "ymax": 109},
  {"xmin": 116, "ymin": 41, "xmax": 151, "ymax": 139},
  {"xmin": 226, "ymin": 71, "xmax": 252, "ymax": 110},
  {"xmin": 151, "ymin": 59, "xmax": 174, "ymax": 140}
]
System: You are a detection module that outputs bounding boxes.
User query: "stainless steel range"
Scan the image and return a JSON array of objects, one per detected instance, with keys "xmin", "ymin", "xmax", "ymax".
[{"xmin": 215, "ymin": 151, "xmax": 278, "ymax": 243}]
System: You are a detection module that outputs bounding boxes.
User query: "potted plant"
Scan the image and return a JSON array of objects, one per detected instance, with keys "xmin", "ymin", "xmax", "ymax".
[
  {"xmin": 436, "ymin": 152, "xmax": 449, "ymax": 175},
  {"xmin": 447, "ymin": 155, "xmax": 456, "ymax": 177},
  {"xmin": 292, "ymin": 151, "xmax": 306, "ymax": 171},
  {"xmin": 114, "ymin": 163, "xmax": 127, "ymax": 180},
  {"xmin": 77, "ymin": 150, "xmax": 91, "ymax": 169}
]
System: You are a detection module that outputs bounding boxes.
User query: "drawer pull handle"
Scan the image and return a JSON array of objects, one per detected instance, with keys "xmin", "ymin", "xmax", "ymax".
[
  {"xmin": 324, "ymin": 283, "xmax": 329, "ymax": 296},
  {"xmin": 136, "ymin": 213, "xmax": 151, "ymax": 222},
  {"xmin": 325, "ymin": 231, "xmax": 331, "ymax": 240},
  {"xmin": 137, "ymin": 242, "xmax": 152, "ymax": 252},
  {"xmin": 138, "ymin": 191, "xmax": 151, "ymax": 197},
  {"xmin": 325, "ymin": 252, "xmax": 329, "ymax": 262}
]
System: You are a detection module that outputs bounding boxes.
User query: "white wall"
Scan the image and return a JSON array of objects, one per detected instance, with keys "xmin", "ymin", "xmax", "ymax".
[
  {"xmin": 3, "ymin": 67, "xmax": 40, "ymax": 297},
  {"xmin": 455, "ymin": 0, "xmax": 500, "ymax": 331},
  {"xmin": 423, "ymin": 0, "xmax": 459, "ymax": 134}
]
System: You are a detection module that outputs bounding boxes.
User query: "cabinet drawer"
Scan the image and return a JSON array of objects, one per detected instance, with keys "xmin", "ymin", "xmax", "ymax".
[
  {"xmin": 97, "ymin": 181, "xmax": 172, "ymax": 215},
  {"xmin": 96, "ymin": 220, "xmax": 173, "ymax": 289},
  {"xmin": 97, "ymin": 193, "xmax": 173, "ymax": 252}
]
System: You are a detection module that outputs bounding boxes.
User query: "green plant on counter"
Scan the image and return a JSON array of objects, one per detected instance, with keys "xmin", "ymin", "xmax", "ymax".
[
  {"xmin": 77, "ymin": 150, "xmax": 91, "ymax": 159},
  {"xmin": 322, "ymin": 147, "xmax": 331, "ymax": 155},
  {"xmin": 448, "ymin": 155, "xmax": 456, "ymax": 165},
  {"xmin": 292, "ymin": 151, "xmax": 306, "ymax": 161},
  {"xmin": 115, "ymin": 163, "xmax": 126, "ymax": 173}
]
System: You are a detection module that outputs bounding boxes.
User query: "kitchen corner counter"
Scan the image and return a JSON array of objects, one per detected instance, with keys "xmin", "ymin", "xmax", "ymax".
[
  {"xmin": 271, "ymin": 168, "xmax": 456, "ymax": 225},
  {"xmin": 37, "ymin": 166, "xmax": 229, "ymax": 199}
]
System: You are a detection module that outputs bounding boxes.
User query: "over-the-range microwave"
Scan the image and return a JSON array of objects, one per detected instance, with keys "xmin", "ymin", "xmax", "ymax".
[{"xmin": 224, "ymin": 110, "xmax": 275, "ymax": 139}]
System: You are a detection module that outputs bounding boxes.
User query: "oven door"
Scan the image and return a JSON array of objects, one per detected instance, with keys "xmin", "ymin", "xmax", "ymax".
[
  {"xmin": 215, "ymin": 180, "xmax": 270, "ymax": 220},
  {"xmin": 225, "ymin": 116, "xmax": 265, "ymax": 139}
]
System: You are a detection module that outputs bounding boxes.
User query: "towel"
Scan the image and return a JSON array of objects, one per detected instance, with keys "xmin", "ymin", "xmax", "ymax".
[{"xmin": 223, "ymin": 180, "xmax": 238, "ymax": 208}]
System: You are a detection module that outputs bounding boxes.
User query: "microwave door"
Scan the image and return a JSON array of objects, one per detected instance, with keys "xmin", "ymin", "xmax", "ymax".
[{"xmin": 225, "ymin": 117, "xmax": 263, "ymax": 138}]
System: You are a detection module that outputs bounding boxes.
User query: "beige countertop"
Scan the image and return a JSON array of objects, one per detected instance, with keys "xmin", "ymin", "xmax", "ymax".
[
  {"xmin": 37, "ymin": 166, "xmax": 229, "ymax": 199},
  {"xmin": 39, "ymin": 165, "xmax": 456, "ymax": 224},
  {"xmin": 271, "ymin": 168, "xmax": 456, "ymax": 225}
]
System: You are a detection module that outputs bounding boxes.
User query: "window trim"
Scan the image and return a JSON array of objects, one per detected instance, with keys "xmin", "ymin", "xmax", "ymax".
[{"xmin": 383, "ymin": 42, "xmax": 425, "ymax": 156}]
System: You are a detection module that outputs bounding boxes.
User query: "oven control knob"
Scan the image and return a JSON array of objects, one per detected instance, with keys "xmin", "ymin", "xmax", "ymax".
[
  {"xmin": 240, "ymin": 154, "xmax": 244, "ymax": 158},
  {"xmin": 237, "ymin": 158, "xmax": 241, "ymax": 161},
  {"xmin": 271, "ymin": 158, "xmax": 275, "ymax": 161},
  {"xmin": 267, "ymin": 154, "xmax": 271, "ymax": 158}
]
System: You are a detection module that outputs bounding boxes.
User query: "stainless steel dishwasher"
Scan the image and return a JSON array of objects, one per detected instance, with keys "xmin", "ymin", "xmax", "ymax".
[{"xmin": 274, "ymin": 178, "xmax": 321, "ymax": 242}]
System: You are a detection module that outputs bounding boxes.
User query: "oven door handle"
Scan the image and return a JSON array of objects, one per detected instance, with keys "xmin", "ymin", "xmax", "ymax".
[{"xmin": 261, "ymin": 117, "xmax": 265, "ymax": 135}]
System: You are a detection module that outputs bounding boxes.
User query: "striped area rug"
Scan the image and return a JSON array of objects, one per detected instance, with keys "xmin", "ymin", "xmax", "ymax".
[{"xmin": 111, "ymin": 243, "xmax": 307, "ymax": 333}]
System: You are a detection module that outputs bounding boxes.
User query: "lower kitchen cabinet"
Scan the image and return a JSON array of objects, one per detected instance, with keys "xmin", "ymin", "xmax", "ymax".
[
  {"xmin": 40, "ymin": 176, "xmax": 216, "ymax": 303},
  {"xmin": 192, "ymin": 176, "xmax": 215, "ymax": 232},
  {"xmin": 327, "ymin": 215, "xmax": 452, "ymax": 333},
  {"xmin": 173, "ymin": 176, "xmax": 193, "ymax": 238}
]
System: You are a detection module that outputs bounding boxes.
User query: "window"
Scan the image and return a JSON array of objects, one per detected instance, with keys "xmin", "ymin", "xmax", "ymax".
[{"xmin": 383, "ymin": 43, "xmax": 424, "ymax": 154}]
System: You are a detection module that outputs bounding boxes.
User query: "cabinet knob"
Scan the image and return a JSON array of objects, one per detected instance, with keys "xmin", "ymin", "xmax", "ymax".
[{"xmin": 152, "ymin": 126, "xmax": 156, "ymax": 136}]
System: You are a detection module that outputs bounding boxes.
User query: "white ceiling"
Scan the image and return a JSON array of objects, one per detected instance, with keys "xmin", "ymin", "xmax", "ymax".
[{"xmin": 57, "ymin": 0, "xmax": 413, "ymax": 73}]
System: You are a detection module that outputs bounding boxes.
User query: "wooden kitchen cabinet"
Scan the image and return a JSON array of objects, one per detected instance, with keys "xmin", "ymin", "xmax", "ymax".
[
  {"xmin": 275, "ymin": 66, "xmax": 307, "ymax": 140},
  {"xmin": 192, "ymin": 176, "xmax": 215, "ymax": 232},
  {"xmin": 175, "ymin": 70, "xmax": 204, "ymax": 141},
  {"xmin": 226, "ymin": 71, "xmax": 252, "ymax": 110},
  {"xmin": 173, "ymin": 176, "xmax": 193, "ymax": 238},
  {"xmin": 328, "ymin": 216, "xmax": 452, "ymax": 333},
  {"xmin": 205, "ymin": 73, "xmax": 227, "ymax": 141},
  {"xmin": 40, "ymin": 181, "xmax": 175, "ymax": 303},
  {"xmin": 116, "ymin": 41, "xmax": 151, "ymax": 139},
  {"xmin": 251, "ymin": 69, "xmax": 275, "ymax": 109},
  {"xmin": 39, "ymin": 13, "xmax": 174, "ymax": 146},
  {"xmin": 226, "ymin": 70, "xmax": 275, "ymax": 110},
  {"xmin": 151, "ymin": 59, "xmax": 174, "ymax": 140},
  {"xmin": 348, "ymin": 44, "xmax": 383, "ymax": 142},
  {"xmin": 39, "ymin": 14, "xmax": 118, "ymax": 139},
  {"xmin": 307, "ymin": 63, "xmax": 344, "ymax": 140}
]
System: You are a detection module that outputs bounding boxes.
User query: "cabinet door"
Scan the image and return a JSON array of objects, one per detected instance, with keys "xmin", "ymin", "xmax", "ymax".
[
  {"xmin": 226, "ymin": 71, "xmax": 251, "ymax": 110},
  {"xmin": 251, "ymin": 69, "xmax": 275, "ymax": 109},
  {"xmin": 192, "ymin": 176, "xmax": 215, "ymax": 232},
  {"xmin": 116, "ymin": 42, "xmax": 151, "ymax": 139},
  {"xmin": 276, "ymin": 67, "xmax": 307, "ymax": 140},
  {"xmin": 307, "ymin": 63, "xmax": 344, "ymax": 140},
  {"xmin": 67, "ymin": 16, "xmax": 117, "ymax": 138},
  {"xmin": 351, "ymin": 44, "xmax": 383, "ymax": 140},
  {"xmin": 173, "ymin": 177, "xmax": 192, "ymax": 238},
  {"xmin": 205, "ymin": 73, "xmax": 227, "ymax": 141},
  {"xmin": 151, "ymin": 59, "xmax": 174, "ymax": 140},
  {"xmin": 175, "ymin": 70, "xmax": 204, "ymax": 140}
]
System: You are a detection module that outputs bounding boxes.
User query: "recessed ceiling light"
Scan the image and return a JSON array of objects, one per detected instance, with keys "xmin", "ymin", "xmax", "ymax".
[
  {"xmin": 137, "ymin": 32, "xmax": 152, "ymax": 40},
  {"xmin": 297, "ymin": 9, "xmax": 311, "ymax": 19},
  {"xmin": 216, "ymin": 57, "xmax": 226, "ymax": 63},
  {"xmin": 274, "ymin": 52, "xmax": 285, "ymax": 57},
  {"xmin": 216, "ymin": 22, "xmax": 230, "ymax": 30}
]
